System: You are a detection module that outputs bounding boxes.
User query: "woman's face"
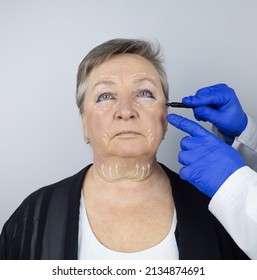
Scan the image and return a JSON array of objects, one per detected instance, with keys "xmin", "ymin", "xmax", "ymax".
[{"xmin": 81, "ymin": 54, "xmax": 168, "ymax": 160}]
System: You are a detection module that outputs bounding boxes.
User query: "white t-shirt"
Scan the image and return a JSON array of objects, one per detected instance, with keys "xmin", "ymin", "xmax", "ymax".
[{"xmin": 78, "ymin": 193, "xmax": 179, "ymax": 260}]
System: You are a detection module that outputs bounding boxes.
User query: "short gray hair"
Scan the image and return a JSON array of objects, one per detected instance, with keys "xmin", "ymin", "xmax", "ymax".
[{"xmin": 76, "ymin": 38, "xmax": 169, "ymax": 114}]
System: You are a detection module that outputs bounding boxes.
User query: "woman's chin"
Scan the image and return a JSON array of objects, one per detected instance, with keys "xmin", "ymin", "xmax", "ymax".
[
  {"xmin": 109, "ymin": 144, "xmax": 152, "ymax": 159},
  {"xmin": 112, "ymin": 150, "xmax": 145, "ymax": 158}
]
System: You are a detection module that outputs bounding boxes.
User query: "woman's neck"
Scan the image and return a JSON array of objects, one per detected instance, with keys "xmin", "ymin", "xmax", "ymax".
[
  {"xmin": 83, "ymin": 156, "xmax": 170, "ymax": 206},
  {"xmin": 91, "ymin": 156, "xmax": 161, "ymax": 184}
]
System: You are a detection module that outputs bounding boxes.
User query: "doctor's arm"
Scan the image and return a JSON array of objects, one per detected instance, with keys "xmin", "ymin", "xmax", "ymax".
[{"xmin": 167, "ymin": 114, "xmax": 257, "ymax": 259}]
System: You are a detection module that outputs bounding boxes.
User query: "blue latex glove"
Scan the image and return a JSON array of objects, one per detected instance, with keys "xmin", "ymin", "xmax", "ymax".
[
  {"xmin": 166, "ymin": 113, "xmax": 246, "ymax": 197},
  {"xmin": 182, "ymin": 84, "xmax": 248, "ymax": 137}
]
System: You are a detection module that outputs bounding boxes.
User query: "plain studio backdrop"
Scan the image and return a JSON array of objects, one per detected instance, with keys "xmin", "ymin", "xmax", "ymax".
[{"xmin": 1, "ymin": 0, "xmax": 257, "ymax": 230}]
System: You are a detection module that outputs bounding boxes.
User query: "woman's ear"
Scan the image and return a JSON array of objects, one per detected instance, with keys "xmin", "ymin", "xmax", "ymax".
[
  {"xmin": 164, "ymin": 114, "xmax": 169, "ymax": 134},
  {"xmin": 81, "ymin": 112, "xmax": 89, "ymax": 139}
]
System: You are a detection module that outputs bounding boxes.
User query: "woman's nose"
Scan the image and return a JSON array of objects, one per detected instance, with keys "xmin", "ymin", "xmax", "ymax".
[{"xmin": 114, "ymin": 97, "xmax": 138, "ymax": 120}]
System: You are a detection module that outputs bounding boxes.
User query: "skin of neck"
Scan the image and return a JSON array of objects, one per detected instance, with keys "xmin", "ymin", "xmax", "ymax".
[
  {"xmin": 93, "ymin": 155, "xmax": 159, "ymax": 182},
  {"xmin": 84, "ymin": 155, "xmax": 170, "ymax": 206}
]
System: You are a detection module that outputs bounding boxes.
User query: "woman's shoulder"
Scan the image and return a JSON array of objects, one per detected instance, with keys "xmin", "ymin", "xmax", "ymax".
[
  {"xmin": 21, "ymin": 166, "xmax": 89, "ymax": 204},
  {"xmin": 2, "ymin": 165, "xmax": 91, "ymax": 233},
  {"xmin": 1, "ymin": 165, "xmax": 92, "ymax": 259}
]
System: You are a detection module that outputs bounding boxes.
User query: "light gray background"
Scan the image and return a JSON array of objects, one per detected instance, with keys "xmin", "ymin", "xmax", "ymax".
[{"xmin": 1, "ymin": 0, "xmax": 257, "ymax": 230}]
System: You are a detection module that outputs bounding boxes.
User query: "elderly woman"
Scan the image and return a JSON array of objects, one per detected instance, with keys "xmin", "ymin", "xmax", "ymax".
[{"xmin": 0, "ymin": 39, "xmax": 249, "ymax": 259}]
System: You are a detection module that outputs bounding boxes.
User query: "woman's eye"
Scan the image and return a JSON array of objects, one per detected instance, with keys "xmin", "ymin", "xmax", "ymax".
[
  {"xmin": 137, "ymin": 90, "xmax": 155, "ymax": 99},
  {"xmin": 96, "ymin": 93, "xmax": 115, "ymax": 103}
]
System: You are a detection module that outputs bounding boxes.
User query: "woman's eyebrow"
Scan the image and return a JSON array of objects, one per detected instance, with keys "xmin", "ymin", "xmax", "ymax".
[
  {"xmin": 92, "ymin": 80, "xmax": 116, "ymax": 89},
  {"xmin": 132, "ymin": 77, "xmax": 158, "ymax": 87},
  {"xmin": 91, "ymin": 77, "xmax": 158, "ymax": 89}
]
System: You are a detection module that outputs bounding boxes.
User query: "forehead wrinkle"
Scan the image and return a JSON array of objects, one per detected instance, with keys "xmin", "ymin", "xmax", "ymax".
[
  {"xmin": 88, "ymin": 72, "xmax": 161, "ymax": 93},
  {"xmin": 131, "ymin": 77, "xmax": 158, "ymax": 88},
  {"xmin": 129, "ymin": 73, "xmax": 161, "ymax": 87},
  {"xmin": 92, "ymin": 80, "xmax": 116, "ymax": 90},
  {"xmin": 129, "ymin": 72, "xmax": 158, "ymax": 80},
  {"xmin": 93, "ymin": 74, "xmax": 117, "ymax": 83}
]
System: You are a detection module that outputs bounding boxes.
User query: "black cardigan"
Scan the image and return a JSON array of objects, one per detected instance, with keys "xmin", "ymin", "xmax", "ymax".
[{"xmin": 0, "ymin": 164, "xmax": 249, "ymax": 260}]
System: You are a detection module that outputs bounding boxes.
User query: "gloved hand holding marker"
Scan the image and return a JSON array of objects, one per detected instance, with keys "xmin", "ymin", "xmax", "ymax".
[
  {"xmin": 168, "ymin": 83, "xmax": 248, "ymax": 137},
  {"xmin": 166, "ymin": 84, "xmax": 247, "ymax": 197}
]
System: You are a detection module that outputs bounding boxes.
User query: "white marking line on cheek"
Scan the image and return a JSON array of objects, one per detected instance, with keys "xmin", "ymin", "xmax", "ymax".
[
  {"xmin": 94, "ymin": 105, "xmax": 110, "ymax": 111},
  {"xmin": 132, "ymin": 99, "xmax": 158, "ymax": 109},
  {"xmin": 102, "ymin": 137, "xmax": 108, "ymax": 145},
  {"xmin": 102, "ymin": 130, "xmax": 111, "ymax": 145},
  {"xmin": 149, "ymin": 136, "xmax": 154, "ymax": 144},
  {"xmin": 132, "ymin": 101, "xmax": 140, "ymax": 107},
  {"xmin": 146, "ymin": 129, "xmax": 154, "ymax": 144},
  {"xmin": 144, "ymin": 100, "xmax": 159, "ymax": 108},
  {"xmin": 112, "ymin": 103, "xmax": 119, "ymax": 109},
  {"xmin": 146, "ymin": 129, "xmax": 151, "ymax": 136},
  {"xmin": 94, "ymin": 102, "xmax": 118, "ymax": 111}
]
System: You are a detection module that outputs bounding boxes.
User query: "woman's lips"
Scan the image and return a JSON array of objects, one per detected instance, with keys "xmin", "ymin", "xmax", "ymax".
[{"xmin": 115, "ymin": 131, "xmax": 141, "ymax": 137}]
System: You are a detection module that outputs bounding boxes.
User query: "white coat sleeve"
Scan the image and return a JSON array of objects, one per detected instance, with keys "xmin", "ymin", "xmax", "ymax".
[
  {"xmin": 210, "ymin": 114, "xmax": 257, "ymax": 259},
  {"xmin": 232, "ymin": 114, "xmax": 257, "ymax": 171},
  {"xmin": 209, "ymin": 166, "xmax": 257, "ymax": 259}
]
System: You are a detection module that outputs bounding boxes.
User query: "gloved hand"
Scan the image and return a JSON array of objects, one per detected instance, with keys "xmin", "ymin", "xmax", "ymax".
[
  {"xmin": 182, "ymin": 84, "xmax": 248, "ymax": 137},
  {"xmin": 166, "ymin": 113, "xmax": 246, "ymax": 197}
]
